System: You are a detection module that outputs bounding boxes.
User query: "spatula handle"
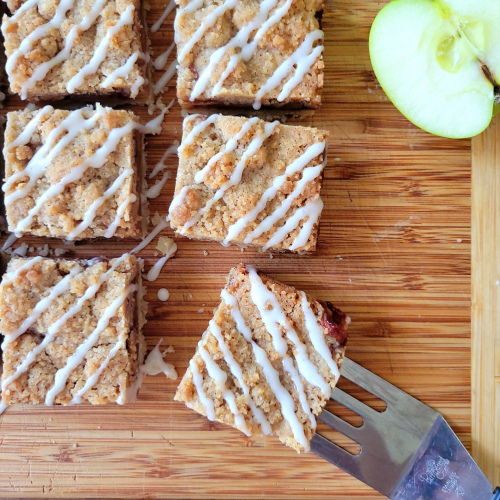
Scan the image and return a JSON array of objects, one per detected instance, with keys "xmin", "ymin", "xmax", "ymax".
[{"xmin": 491, "ymin": 486, "xmax": 500, "ymax": 500}]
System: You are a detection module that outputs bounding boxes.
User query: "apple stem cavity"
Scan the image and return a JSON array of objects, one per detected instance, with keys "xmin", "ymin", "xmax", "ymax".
[{"xmin": 482, "ymin": 65, "xmax": 500, "ymax": 104}]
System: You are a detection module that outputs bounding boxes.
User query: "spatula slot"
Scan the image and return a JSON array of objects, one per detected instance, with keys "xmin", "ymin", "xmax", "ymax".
[
  {"xmin": 325, "ymin": 398, "xmax": 363, "ymax": 428},
  {"xmin": 336, "ymin": 377, "xmax": 387, "ymax": 414},
  {"xmin": 315, "ymin": 420, "xmax": 361, "ymax": 456}
]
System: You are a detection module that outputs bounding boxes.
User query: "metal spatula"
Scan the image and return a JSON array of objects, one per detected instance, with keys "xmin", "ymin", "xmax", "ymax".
[{"xmin": 312, "ymin": 358, "xmax": 500, "ymax": 500}]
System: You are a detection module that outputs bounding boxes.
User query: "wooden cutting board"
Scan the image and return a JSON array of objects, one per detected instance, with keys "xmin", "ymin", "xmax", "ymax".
[
  {"xmin": 472, "ymin": 116, "xmax": 500, "ymax": 488},
  {"xmin": 0, "ymin": 0, "xmax": 478, "ymax": 497}
]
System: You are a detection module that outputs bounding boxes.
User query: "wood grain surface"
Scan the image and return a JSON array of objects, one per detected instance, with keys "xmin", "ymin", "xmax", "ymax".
[
  {"xmin": 0, "ymin": 0, "xmax": 474, "ymax": 498},
  {"xmin": 472, "ymin": 115, "xmax": 500, "ymax": 488}
]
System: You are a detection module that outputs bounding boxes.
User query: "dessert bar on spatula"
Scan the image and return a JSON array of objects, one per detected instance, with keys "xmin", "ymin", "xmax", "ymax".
[{"xmin": 175, "ymin": 264, "xmax": 348, "ymax": 453}]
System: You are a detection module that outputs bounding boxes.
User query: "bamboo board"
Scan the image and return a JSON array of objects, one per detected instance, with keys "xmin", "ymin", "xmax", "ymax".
[
  {"xmin": 0, "ymin": 0, "xmax": 474, "ymax": 498},
  {"xmin": 472, "ymin": 116, "xmax": 500, "ymax": 487}
]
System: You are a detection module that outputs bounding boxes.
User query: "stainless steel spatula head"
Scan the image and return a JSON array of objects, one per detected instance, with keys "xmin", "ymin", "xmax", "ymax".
[{"xmin": 312, "ymin": 358, "xmax": 499, "ymax": 500}]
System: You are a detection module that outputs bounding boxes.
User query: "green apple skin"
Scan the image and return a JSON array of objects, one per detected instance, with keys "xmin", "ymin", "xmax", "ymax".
[{"xmin": 369, "ymin": 0, "xmax": 500, "ymax": 139}]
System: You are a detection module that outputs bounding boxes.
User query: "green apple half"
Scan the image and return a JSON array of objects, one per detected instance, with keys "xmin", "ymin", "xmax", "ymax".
[{"xmin": 369, "ymin": 0, "xmax": 500, "ymax": 138}]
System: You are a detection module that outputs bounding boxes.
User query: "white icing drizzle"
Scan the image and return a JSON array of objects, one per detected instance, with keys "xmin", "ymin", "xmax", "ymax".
[
  {"xmin": 0, "ymin": 256, "xmax": 44, "ymax": 288},
  {"xmin": 140, "ymin": 339, "xmax": 177, "ymax": 379},
  {"xmin": 247, "ymin": 266, "xmax": 330, "ymax": 396},
  {"xmin": 220, "ymin": 289, "xmax": 308, "ymax": 449},
  {"xmin": 190, "ymin": 0, "xmax": 292, "ymax": 101},
  {"xmin": 146, "ymin": 241, "xmax": 177, "ymax": 282},
  {"xmin": 12, "ymin": 116, "xmax": 138, "ymax": 237},
  {"xmin": 4, "ymin": 0, "xmax": 146, "ymax": 98},
  {"xmin": 117, "ymin": 370, "xmax": 143, "ymax": 405},
  {"xmin": 253, "ymin": 30, "xmax": 324, "ymax": 110},
  {"xmin": 154, "ymin": 60, "xmax": 178, "ymax": 96},
  {"xmin": 211, "ymin": 0, "xmax": 293, "ymax": 97},
  {"xmin": 139, "ymin": 99, "xmax": 175, "ymax": 135},
  {"xmin": 0, "ymin": 403, "xmax": 7, "ymax": 415},
  {"xmin": 198, "ymin": 343, "xmax": 250, "ymax": 436},
  {"xmin": 277, "ymin": 44, "xmax": 323, "ymax": 102},
  {"xmin": 70, "ymin": 337, "xmax": 126, "ymax": 405},
  {"xmin": 177, "ymin": 120, "xmax": 279, "ymax": 233},
  {"xmin": 102, "ymin": 52, "xmax": 150, "ymax": 98},
  {"xmin": 45, "ymin": 283, "xmax": 138, "ymax": 405},
  {"xmin": 17, "ymin": 0, "xmax": 108, "ymax": 99},
  {"xmin": 176, "ymin": 0, "xmax": 321, "ymax": 105},
  {"xmin": 158, "ymin": 288, "xmax": 170, "ymax": 301},
  {"xmin": 131, "ymin": 219, "xmax": 169, "ymax": 254},
  {"xmin": 147, "ymin": 171, "xmax": 171, "ymax": 199},
  {"xmin": 224, "ymin": 141, "xmax": 326, "ymax": 245},
  {"xmin": 300, "ymin": 292, "xmax": 340, "ymax": 381},
  {"xmin": 209, "ymin": 319, "xmax": 271, "ymax": 435},
  {"xmin": 190, "ymin": 357, "xmax": 215, "ymax": 421},
  {"xmin": 105, "ymin": 194, "xmax": 138, "ymax": 238},
  {"xmin": 1, "ymin": 263, "xmax": 84, "ymax": 349},
  {"xmin": 172, "ymin": 116, "xmax": 323, "ymax": 249},
  {"xmin": 149, "ymin": 143, "xmax": 178, "ymax": 179},
  {"xmin": 177, "ymin": 0, "xmax": 238, "ymax": 63},
  {"xmin": 282, "ymin": 356, "xmax": 316, "ymax": 428},
  {"xmin": 3, "ymin": 108, "xmax": 106, "ymax": 207},
  {"xmin": 244, "ymin": 164, "xmax": 323, "ymax": 245},
  {"xmin": 3, "ymin": 0, "xmax": 37, "ymax": 25},
  {"xmin": 194, "ymin": 117, "xmax": 260, "ymax": 184},
  {"xmin": 3, "ymin": 106, "xmax": 53, "ymax": 154},
  {"xmin": 154, "ymin": 42, "xmax": 175, "ymax": 70},
  {"xmin": 264, "ymin": 198, "xmax": 323, "ymax": 251},
  {"xmin": 1, "ymin": 255, "xmax": 130, "ymax": 394},
  {"xmin": 4, "ymin": 0, "xmax": 77, "ymax": 87},
  {"xmin": 67, "ymin": 168, "xmax": 135, "ymax": 240},
  {"xmin": 151, "ymin": 0, "xmax": 177, "ymax": 33},
  {"xmin": 177, "ymin": 0, "xmax": 204, "ymax": 16},
  {"xmin": 177, "ymin": 114, "xmax": 219, "ymax": 155},
  {"xmin": 167, "ymin": 185, "xmax": 190, "ymax": 221},
  {"xmin": 2, "ymin": 233, "xmax": 18, "ymax": 251},
  {"xmin": 66, "ymin": 5, "xmax": 136, "ymax": 93}
]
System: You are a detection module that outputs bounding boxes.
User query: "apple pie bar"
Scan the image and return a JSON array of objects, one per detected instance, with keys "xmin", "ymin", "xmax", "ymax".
[
  {"xmin": 168, "ymin": 114, "xmax": 328, "ymax": 253},
  {"xmin": 174, "ymin": 0, "xmax": 325, "ymax": 109},
  {"xmin": 0, "ymin": 254, "xmax": 146, "ymax": 406},
  {"xmin": 175, "ymin": 264, "xmax": 348, "ymax": 453},
  {"xmin": 3, "ymin": 105, "xmax": 147, "ymax": 240}
]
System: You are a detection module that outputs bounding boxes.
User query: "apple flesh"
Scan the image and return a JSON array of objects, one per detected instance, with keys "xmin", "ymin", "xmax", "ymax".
[{"xmin": 369, "ymin": 0, "xmax": 500, "ymax": 138}]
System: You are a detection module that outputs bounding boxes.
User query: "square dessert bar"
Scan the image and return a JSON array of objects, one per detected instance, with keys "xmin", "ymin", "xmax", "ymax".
[
  {"xmin": 175, "ymin": 264, "xmax": 348, "ymax": 453},
  {"xmin": 175, "ymin": 0, "xmax": 324, "ymax": 109},
  {"xmin": 168, "ymin": 114, "xmax": 328, "ymax": 253},
  {"xmin": 2, "ymin": 0, "xmax": 151, "ymax": 102},
  {"xmin": 0, "ymin": 254, "xmax": 146, "ymax": 406},
  {"xmin": 3, "ymin": 105, "xmax": 147, "ymax": 240}
]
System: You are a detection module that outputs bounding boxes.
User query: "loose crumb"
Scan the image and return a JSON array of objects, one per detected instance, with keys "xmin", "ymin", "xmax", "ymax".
[
  {"xmin": 157, "ymin": 236, "xmax": 177, "ymax": 256},
  {"xmin": 53, "ymin": 248, "xmax": 68, "ymax": 257},
  {"xmin": 269, "ymin": 254, "xmax": 274, "ymax": 259},
  {"xmin": 151, "ymin": 211, "xmax": 162, "ymax": 226},
  {"xmin": 12, "ymin": 243, "xmax": 29, "ymax": 256},
  {"xmin": 38, "ymin": 244, "xmax": 49, "ymax": 257},
  {"xmin": 203, "ymin": 250, "xmax": 209, "ymax": 256},
  {"xmin": 456, "ymin": 239, "xmax": 462, "ymax": 243},
  {"xmin": 197, "ymin": 308, "xmax": 204, "ymax": 313}
]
